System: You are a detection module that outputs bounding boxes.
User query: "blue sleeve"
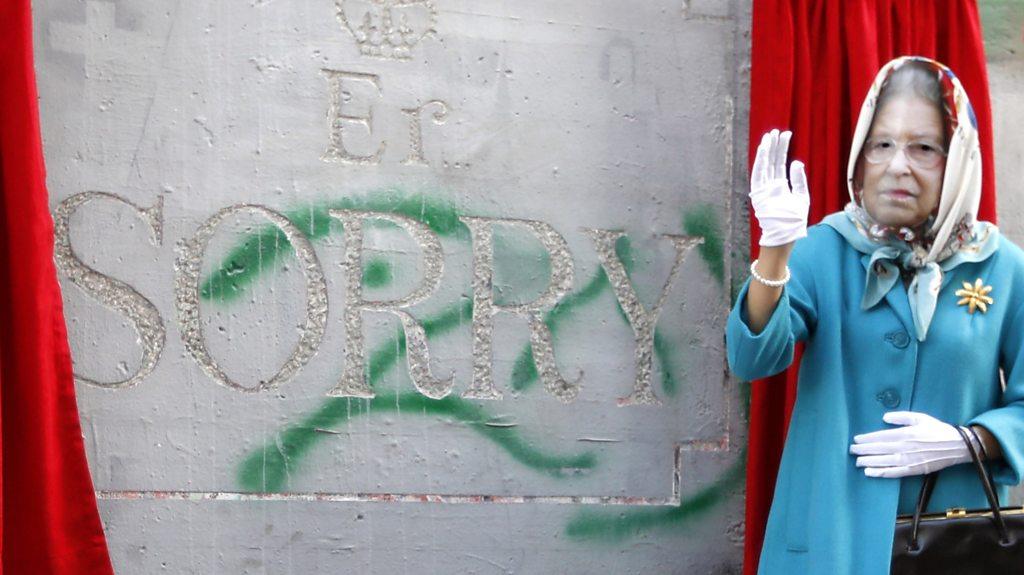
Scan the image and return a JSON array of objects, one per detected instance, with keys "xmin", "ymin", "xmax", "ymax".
[
  {"xmin": 969, "ymin": 300, "xmax": 1024, "ymax": 486},
  {"xmin": 726, "ymin": 236, "xmax": 818, "ymax": 382}
]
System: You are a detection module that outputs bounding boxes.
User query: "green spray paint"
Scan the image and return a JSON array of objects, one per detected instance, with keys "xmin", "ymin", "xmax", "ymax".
[
  {"xmin": 203, "ymin": 194, "xmax": 707, "ymax": 401},
  {"xmin": 507, "ymin": 236, "xmax": 689, "ymax": 398},
  {"xmin": 207, "ymin": 192, "xmax": 607, "ymax": 489},
  {"xmin": 492, "ymin": 227, "xmax": 553, "ymax": 306},
  {"xmin": 508, "ymin": 275, "xmax": 684, "ymax": 398},
  {"xmin": 362, "ymin": 259, "xmax": 393, "ymax": 288},
  {"xmin": 201, "ymin": 191, "xmax": 468, "ymax": 303},
  {"xmin": 689, "ymin": 201, "xmax": 752, "ymax": 420},
  {"xmin": 682, "ymin": 204, "xmax": 725, "ymax": 287},
  {"xmin": 239, "ymin": 390, "xmax": 598, "ymax": 491},
  {"xmin": 564, "ymin": 450, "xmax": 745, "ymax": 541},
  {"xmin": 559, "ymin": 205, "xmax": 738, "ymax": 542},
  {"xmin": 237, "ymin": 298, "xmax": 597, "ymax": 491},
  {"xmin": 203, "ymin": 194, "xmax": 725, "ymax": 306},
  {"xmin": 509, "ymin": 237, "xmax": 634, "ymax": 392},
  {"xmin": 510, "ymin": 205, "xmax": 725, "ymax": 396},
  {"xmin": 210, "ymin": 192, "xmax": 729, "ymax": 502}
]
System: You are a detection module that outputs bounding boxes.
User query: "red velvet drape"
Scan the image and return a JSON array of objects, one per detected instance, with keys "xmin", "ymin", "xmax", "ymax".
[
  {"xmin": 745, "ymin": 1, "xmax": 995, "ymax": 573},
  {"xmin": 0, "ymin": 1, "xmax": 114, "ymax": 572}
]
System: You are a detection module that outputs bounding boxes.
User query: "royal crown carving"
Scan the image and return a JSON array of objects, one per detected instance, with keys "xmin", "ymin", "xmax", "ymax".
[{"xmin": 335, "ymin": 0, "xmax": 437, "ymax": 60}]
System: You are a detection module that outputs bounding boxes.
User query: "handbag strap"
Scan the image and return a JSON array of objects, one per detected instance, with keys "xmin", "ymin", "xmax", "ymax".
[
  {"xmin": 909, "ymin": 426, "xmax": 1009, "ymax": 548},
  {"xmin": 956, "ymin": 425, "xmax": 1009, "ymax": 543},
  {"xmin": 909, "ymin": 473, "xmax": 938, "ymax": 548}
]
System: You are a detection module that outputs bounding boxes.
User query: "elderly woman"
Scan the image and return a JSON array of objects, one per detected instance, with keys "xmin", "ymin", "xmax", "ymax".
[{"xmin": 728, "ymin": 56, "xmax": 1024, "ymax": 574}]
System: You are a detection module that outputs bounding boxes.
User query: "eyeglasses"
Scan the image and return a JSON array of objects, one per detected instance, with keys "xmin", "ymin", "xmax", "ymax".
[{"xmin": 863, "ymin": 138, "xmax": 947, "ymax": 169}]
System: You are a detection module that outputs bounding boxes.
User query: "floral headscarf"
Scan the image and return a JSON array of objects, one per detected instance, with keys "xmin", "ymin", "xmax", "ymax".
[{"xmin": 822, "ymin": 56, "xmax": 999, "ymax": 341}]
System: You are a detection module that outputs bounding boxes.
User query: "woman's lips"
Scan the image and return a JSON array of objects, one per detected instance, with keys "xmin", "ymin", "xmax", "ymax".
[{"xmin": 884, "ymin": 189, "xmax": 915, "ymax": 201}]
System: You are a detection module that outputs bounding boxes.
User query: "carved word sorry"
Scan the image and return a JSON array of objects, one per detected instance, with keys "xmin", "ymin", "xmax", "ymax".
[{"xmin": 54, "ymin": 193, "xmax": 702, "ymax": 405}]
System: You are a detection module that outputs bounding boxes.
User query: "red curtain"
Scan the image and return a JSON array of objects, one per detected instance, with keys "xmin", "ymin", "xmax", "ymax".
[
  {"xmin": 745, "ymin": 1, "xmax": 995, "ymax": 573},
  {"xmin": 0, "ymin": 0, "xmax": 114, "ymax": 573}
]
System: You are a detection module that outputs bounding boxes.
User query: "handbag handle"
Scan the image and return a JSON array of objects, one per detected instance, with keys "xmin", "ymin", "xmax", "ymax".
[{"xmin": 908, "ymin": 426, "xmax": 1009, "ymax": 549}]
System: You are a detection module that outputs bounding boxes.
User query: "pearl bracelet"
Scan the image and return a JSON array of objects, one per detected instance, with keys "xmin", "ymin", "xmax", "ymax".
[{"xmin": 750, "ymin": 259, "xmax": 791, "ymax": 288}]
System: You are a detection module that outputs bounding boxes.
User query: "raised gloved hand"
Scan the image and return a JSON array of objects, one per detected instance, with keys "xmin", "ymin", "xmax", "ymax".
[
  {"xmin": 849, "ymin": 411, "xmax": 981, "ymax": 478},
  {"xmin": 750, "ymin": 129, "xmax": 810, "ymax": 247}
]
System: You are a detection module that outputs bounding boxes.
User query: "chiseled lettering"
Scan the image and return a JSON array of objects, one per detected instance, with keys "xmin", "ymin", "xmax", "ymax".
[
  {"xmin": 321, "ymin": 69, "xmax": 385, "ymax": 165},
  {"xmin": 174, "ymin": 204, "xmax": 328, "ymax": 393},
  {"xmin": 459, "ymin": 217, "xmax": 580, "ymax": 402},
  {"xmin": 584, "ymin": 229, "xmax": 702, "ymax": 406},
  {"xmin": 328, "ymin": 210, "xmax": 453, "ymax": 399},
  {"xmin": 53, "ymin": 192, "xmax": 166, "ymax": 389}
]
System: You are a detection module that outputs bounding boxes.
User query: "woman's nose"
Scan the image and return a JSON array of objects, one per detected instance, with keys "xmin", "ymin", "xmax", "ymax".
[{"xmin": 885, "ymin": 147, "xmax": 913, "ymax": 174}]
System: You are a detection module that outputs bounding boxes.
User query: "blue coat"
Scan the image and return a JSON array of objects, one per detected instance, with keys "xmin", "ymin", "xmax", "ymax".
[{"xmin": 727, "ymin": 223, "xmax": 1024, "ymax": 575}]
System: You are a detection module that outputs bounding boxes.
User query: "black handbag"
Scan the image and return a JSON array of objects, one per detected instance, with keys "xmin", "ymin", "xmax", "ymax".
[{"xmin": 891, "ymin": 426, "xmax": 1024, "ymax": 574}]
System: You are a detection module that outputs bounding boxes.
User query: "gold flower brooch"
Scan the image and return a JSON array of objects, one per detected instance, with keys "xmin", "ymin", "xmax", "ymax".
[{"xmin": 955, "ymin": 278, "xmax": 994, "ymax": 314}]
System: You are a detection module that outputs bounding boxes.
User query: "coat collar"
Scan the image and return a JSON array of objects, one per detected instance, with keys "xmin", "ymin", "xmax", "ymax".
[{"xmin": 858, "ymin": 253, "xmax": 915, "ymax": 337}]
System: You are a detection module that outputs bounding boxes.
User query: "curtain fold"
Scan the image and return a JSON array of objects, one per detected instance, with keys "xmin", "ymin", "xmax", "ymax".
[
  {"xmin": 745, "ymin": 1, "xmax": 995, "ymax": 573},
  {"xmin": 0, "ymin": 1, "xmax": 114, "ymax": 573}
]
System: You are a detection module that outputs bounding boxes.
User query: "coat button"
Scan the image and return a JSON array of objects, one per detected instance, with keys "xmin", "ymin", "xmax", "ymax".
[
  {"xmin": 884, "ymin": 330, "xmax": 910, "ymax": 349},
  {"xmin": 876, "ymin": 388, "xmax": 901, "ymax": 408}
]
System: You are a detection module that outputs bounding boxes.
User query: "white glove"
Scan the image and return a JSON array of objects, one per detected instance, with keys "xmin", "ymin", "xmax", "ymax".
[
  {"xmin": 750, "ymin": 129, "xmax": 810, "ymax": 247},
  {"xmin": 849, "ymin": 411, "xmax": 981, "ymax": 478}
]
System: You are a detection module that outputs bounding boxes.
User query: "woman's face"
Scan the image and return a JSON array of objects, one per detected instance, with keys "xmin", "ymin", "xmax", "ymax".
[{"xmin": 857, "ymin": 95, "xmax": 946, "ymax": 229}]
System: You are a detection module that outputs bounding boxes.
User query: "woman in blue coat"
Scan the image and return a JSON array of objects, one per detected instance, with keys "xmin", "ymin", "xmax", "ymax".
[{"xmin": 728, "ymin": 56, "xmax": 1024, "ymax": 574}]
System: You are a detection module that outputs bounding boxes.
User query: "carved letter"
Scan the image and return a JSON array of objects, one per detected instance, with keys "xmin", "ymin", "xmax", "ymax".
[
  {"xmin": 459, "ymin": 217, "xmax": 579, "ymax": 402},
  {"xmin": 175, "ymin": 204, "xmax": 328, "ymax": 392},
  {"xmin": 53, "ymin": 192, "xmax": 165, "ymax": 389},
  {"xmin": 327, "ymin": 210, "xmax": 452, "ymax": 399},
  {"xmin": 321, "ymin": 69, "xmax": 385, "ymax": 165},
  {"xmin": 401, "ymin": 100, "xmax": 449, "ymax": 166},
  {"xmin": 584, "ymin": 230, "xmax": 702, "ymax": 406}
]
